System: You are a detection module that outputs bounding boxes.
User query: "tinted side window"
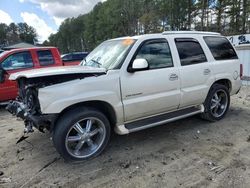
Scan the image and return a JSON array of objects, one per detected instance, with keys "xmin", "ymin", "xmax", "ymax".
[
  {"xmin": 72, "ymin": 54, "xmax": 79, "ymax": 61},
  {"xmin": 204, "ymin": 36, "xmax": 238, "ymax": 60},
  {"xmin": 175, "ymin": 38, "xmax": 207, "ymax": 66},
  {"xmin": 72, "ymin": 54, "xmax": 84, "ymax": 61},
  {"xmin": 136, "ymin": 40, "xmax": 173, "ymax": 69},
  {"xmin": 62, "ymin": 54, "xmax": 72, "ymax": 61},
  {"xmin": 1, "ymin": 52, "xmax": 33, "ymax": 70},
  {"xmin": 37, "ymin": 50, "xmax": 55, "ymax": 66}
]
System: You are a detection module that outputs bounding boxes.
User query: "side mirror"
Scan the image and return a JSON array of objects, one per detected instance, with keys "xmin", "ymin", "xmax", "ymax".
[
  {"xmin": 128, "ymin": 58, "xmax": 149, "ymax": 73},
  {"xmin": 0, "ymin": 67, "xmax": 6, "ymax": 83}
]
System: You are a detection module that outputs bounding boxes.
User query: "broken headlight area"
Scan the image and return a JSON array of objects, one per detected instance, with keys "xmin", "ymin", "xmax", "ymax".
[
  {"xmin": 6, "ymin": 100, "xmax": 57, "ymax": 133},
  {"xmin": 6, "ymin": 77, "xmax": 58, "ymax": 134}
]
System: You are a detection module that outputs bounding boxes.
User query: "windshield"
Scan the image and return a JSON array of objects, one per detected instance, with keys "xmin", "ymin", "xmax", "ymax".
[{"xmin": 81, "ymin": 38, "xmax": 135, "ymax": 70}]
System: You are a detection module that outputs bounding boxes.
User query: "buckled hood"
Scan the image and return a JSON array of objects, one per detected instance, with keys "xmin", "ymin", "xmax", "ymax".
[{"xmin": 9, "ymin": 66, "xmax": 106, "ymax": 80}]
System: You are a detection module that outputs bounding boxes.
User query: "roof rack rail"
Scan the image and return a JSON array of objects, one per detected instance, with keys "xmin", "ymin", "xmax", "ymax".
[{"xmin": 162, "ymin": 31, "xmax": 221, "ymax": 36}]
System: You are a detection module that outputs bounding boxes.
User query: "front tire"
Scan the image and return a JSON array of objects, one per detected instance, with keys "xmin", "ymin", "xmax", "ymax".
[
  {"xmin": 53, "ymin": 107, "xmax": 110, "ymax": 161},
  {"xmin": 201, "ymin": 84, "xmax": 230, "ymax": 122}
]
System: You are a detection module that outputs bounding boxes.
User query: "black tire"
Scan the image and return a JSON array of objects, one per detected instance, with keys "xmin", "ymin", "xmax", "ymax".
[
  {"xmin": 53, "ymin": 107, "xmax": 110, "ymax": 161},
  {"xmin": 201, "ymin": 84, "xmax": 230, "ymax": 122}
]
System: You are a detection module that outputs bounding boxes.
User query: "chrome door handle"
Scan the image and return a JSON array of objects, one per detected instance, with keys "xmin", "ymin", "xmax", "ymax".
[
  {"xmin": 204, "ymin": 69, "xmax": 211, "ymax": 75},
  {"xmin": 169, "ymin": 74, "xmax": 178, "ymax": 81}
]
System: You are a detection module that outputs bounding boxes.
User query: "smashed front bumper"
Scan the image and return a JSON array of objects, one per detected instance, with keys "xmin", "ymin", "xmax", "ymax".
[{"xmin": 6, "ymin": 101, "xmax": 57, "ymax": 133}]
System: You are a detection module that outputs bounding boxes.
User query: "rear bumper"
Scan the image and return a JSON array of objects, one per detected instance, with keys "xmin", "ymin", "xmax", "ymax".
[
  {"xmin": 231, "ymin": 79, "xmax": 242, "ymax": 95},
  {"xmin": 6, "ymin": 101, "xmax": 57, "ymax": 132}
]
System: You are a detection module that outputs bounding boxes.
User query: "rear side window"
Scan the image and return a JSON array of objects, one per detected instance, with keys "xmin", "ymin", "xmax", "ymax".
[
  {"xmin": 204, "ymin": 36, "xmax": 238, "ymax": 60},
  {"xmin": 175, "ymin": 38, "xmax": 207, "ymax": 66},
  {"xmin": 37, "ymin": 50, "xmax": 55, "ymax": 66}
]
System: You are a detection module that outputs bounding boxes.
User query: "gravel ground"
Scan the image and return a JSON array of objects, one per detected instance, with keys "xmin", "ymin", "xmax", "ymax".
[{"xmin": 0, "ymin": 86, "xmax": 250, "ymax": 188}]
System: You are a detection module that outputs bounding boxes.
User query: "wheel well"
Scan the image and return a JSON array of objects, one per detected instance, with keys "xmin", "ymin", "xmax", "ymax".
[
  {"xmin": 55, "ymin": 101, "xmax": 117, "ymax": 129},
  {"xmin": 213, "ymin": 79, "xmax": 232, "ymax": 92}
]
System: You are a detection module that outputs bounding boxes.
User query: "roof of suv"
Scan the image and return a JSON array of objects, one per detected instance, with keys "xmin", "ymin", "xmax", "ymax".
[
  {"xmin": 162, "ymin": 31, "xmax": 220, "ymax": 36},
  {"xmin": 111, "ymin": 31, "xmax": 221, "ymax": 41}
]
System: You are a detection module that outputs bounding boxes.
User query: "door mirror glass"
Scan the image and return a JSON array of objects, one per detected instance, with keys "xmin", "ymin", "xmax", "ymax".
[{"xmin": 129, "ymin": 58, "xmax": 149, "ymax": 72}]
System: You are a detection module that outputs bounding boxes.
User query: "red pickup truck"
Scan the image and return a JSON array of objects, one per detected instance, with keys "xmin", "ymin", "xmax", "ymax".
[{"xmin": 0, "ymin": 47, "xmax": 74, "ymax": 103}]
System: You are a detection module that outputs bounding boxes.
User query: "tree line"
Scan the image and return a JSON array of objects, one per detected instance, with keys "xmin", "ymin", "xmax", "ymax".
[
  {"xmin": 0, "ymin": 23, "xmax": 37, "ymax": 48},
  {"xmin": 45, "ymin": 0, "xmax": 250, "ymax": 53}
]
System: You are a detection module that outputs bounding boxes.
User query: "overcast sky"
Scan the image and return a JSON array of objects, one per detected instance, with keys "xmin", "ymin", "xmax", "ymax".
[{"xmin": 0, "ymin": 0, "xmax": 105, "ymax": 42}]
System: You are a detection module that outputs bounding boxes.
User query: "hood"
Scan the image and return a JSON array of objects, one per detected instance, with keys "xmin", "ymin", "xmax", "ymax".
[{"xmin": 9, "ymin": 66, "xmax": 106, "ymax": 80}]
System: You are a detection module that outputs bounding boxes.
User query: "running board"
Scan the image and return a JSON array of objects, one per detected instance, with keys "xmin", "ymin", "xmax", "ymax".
[{"xmin": 120, "ymin": 106, "xmax": 203, "ymax": 134}]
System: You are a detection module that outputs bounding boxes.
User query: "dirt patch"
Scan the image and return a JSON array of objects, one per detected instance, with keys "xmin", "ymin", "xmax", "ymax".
[{"xmin": 0, "ymin": 86, "xmax": 250, "ymax": 188}]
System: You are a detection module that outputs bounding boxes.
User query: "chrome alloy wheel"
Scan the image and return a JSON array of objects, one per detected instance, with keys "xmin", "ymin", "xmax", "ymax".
[
  {"xmin": 210, "ymin": 89, "xmax": 228, "ymax": 118},
  {"xmin": 65, "ymin": 117, "xmax": 106, "ymax": 159}
]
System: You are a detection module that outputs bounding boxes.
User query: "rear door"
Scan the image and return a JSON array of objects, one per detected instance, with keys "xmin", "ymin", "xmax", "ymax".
[
  {"xmin": 0, "ymin": 51, "xmax": 34, "ymax": 102},
  {"xmin": 121, "ymin": 38, "xmax": 181, "ymax": 121},
  {"xmin": 174, "ymin": 38, "xmax": 215, "ymax": 108}
]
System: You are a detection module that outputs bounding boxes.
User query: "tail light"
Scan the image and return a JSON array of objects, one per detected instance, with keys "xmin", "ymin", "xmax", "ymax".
[{"xmin": 240, "ymin": 64, "xmax": 243, "ymax": 79}]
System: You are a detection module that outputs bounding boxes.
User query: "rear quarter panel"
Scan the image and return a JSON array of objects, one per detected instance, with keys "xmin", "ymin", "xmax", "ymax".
[{"xmin": 210, "ymin": 59, "xmax": 241, "ymax": 95}]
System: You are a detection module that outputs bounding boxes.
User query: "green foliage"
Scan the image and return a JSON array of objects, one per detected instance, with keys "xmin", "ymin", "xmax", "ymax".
[
  {"xmin": 18, "ymin": 23, "xmax": 37, "ymax": 44},
  {"xmin": 45, "ymin": 0, "xmax": 250, "ymax": 53},
  {"xmin": 0, "ymin": 22, "xmax": 37, "ymax": 47}
]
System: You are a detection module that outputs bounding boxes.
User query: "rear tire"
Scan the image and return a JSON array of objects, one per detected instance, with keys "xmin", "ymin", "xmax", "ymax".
[
  {"xmin": 53, "ymin": 107, "xmax": 110, "ymax": 161},
  {"xmin": 201, "ymin": 84, "xmax": 230, "ymax": 122}
]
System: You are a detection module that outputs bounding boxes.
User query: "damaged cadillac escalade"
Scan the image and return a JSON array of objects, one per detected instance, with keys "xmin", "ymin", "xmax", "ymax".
[{"xmin": 7, "ymin": 31, "xmax": 242, "ymax": 161}]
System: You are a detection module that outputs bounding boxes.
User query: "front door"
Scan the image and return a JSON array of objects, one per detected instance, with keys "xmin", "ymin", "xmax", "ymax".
[{"xmin": 121, "ymin": 39, "xmax": 181, "ymax": 122}]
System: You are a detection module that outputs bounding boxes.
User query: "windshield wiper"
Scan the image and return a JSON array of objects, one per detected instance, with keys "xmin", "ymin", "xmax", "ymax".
[
  {"xmin": 81, "ymin": 58, "xmax": 107, "ymax": 71},
  {"xmin": 82, "ymin": 59, "xmax": 102, "ymax": 67},
  {"xmin": 89, "ymin": 59, "xmax": 102, "ymax": 67}
]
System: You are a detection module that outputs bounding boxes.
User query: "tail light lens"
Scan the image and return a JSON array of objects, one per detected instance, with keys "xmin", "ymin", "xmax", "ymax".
[{"xmin": 240, "ymin": 64, "xmax": 243, "ymax": 79}]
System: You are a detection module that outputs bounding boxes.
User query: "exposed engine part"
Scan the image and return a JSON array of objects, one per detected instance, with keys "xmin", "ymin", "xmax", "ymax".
[
  {"xmin": 6, "ymin": 100, "xmax": 57, "ymax": 133},
  {"xmin": 16, "ymin": 73, "xmax": 105, "ymax": 113},
  {"xmin": 6, "ymin": 101, "xmax": 28, "ymax": 119},
  {"xmin": 24, "ymin": 122, "xmax": 34, "ymax": 133},
  {"xmin": 17, "ymin": 73, "xmax": 105, "ymax": 97},
  {"xmin": 7, "ymin": 72, "xmax": 104, "ymax": 134}
]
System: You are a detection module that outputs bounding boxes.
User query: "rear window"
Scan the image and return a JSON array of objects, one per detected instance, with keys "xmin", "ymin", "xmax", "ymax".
[
  {"xmin": 204, "ymin": 36, "xmax": 238, "ymax": 60},
  {"xmin": 175, "ymin": 38, "xmax": 207, "ymax": 66},
  {"xmin": 37, "ymin": 50, "xmax": 55, "ymax": 66}
]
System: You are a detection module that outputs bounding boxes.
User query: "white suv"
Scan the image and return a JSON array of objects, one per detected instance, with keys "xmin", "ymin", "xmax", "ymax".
[{"xmin": 7, "ymin": 31, "xmax": 242, "ymax": 161}]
